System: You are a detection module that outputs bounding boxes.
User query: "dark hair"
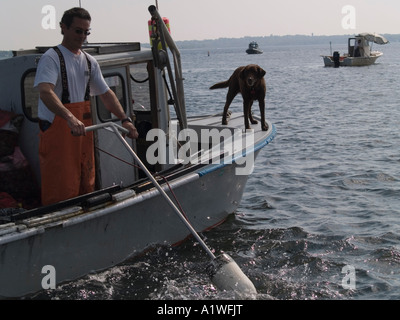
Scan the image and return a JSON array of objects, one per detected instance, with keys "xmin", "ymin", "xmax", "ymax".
[{"xmin": 60, "ymin": 7, "xmax": 91, "ymax": 33}]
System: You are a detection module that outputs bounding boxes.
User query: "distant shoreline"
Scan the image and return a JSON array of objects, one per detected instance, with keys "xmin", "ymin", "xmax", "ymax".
[
  {"xmin": 171, "ymin": 33, "xmax": 399, "ymax": 50},
  {"xmin": 2, "ymin": 34, "xmax": 398, "ymax": 54}
]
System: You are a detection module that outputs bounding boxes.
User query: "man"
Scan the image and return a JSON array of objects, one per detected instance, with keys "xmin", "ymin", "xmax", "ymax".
[
  {"xmin": 34, "ymin": 7, "xmax": 138, "ymax": 205},
  {"xmin": 354, "ymin": 39, "xmax": 361, "ymax": 57}
]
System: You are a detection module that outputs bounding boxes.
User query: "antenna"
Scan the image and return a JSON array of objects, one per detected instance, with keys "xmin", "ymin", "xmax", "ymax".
[
  {"xmin": 155, "ymin": 0, "xmax": 159, "ymax": 9},
  {"xmin": 79, "ymin": 0, "xmax": 82, "ymax": 7}
]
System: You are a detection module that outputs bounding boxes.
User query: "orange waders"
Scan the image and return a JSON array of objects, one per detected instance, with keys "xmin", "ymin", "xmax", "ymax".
[
  {"xmin": 39, "ymin": 102, "xmax": 94, "ymax": 205},
  {"xmin": 39, "ymin": 46, "xmax": 94, "ymax": 206}
]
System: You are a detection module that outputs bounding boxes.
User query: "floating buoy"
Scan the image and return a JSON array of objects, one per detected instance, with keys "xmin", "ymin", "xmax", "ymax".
[{"xmin": 208, "ymin": 253, "xmax": 257, "ymax": 296}]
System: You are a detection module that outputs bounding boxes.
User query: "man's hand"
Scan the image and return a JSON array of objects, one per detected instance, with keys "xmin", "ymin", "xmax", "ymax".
[
  {"xmin": 38, "ymin": 82, "xmax": 87, "ymax": 136},
  {"xmin": 99, "ymin": 89, "xmax": 139, "ymax": 139},
  {"xmin": 67, "ymin": 116, "xmax": 86, "ymax": 136},
  {"xmin": 122, "ymin": 121, "xmax": 139, "ymax": 139}
]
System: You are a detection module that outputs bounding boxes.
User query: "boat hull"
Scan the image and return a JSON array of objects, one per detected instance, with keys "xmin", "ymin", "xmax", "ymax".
[
  {"xmin": 246, "ymin": 49, "xmax": 263, "ymax": 54},
  {"xmin": 322, "ymin": 52, "xmax": 382, "ymax": 67},
  {"xmin": 0, "ymin": 165, "xmax": 242, "ymax": 297}
]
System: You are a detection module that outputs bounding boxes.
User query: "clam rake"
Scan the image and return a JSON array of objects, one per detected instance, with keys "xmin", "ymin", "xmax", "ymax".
[{"xmin": 86, "ymin": 122, "xmax": 257, "ymax": 295}]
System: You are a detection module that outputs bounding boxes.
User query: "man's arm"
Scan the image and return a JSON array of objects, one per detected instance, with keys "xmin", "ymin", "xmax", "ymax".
[
  {"xmin": 99, "ymin": 89, "xmax": 139, "ymax": 139},
  {"xmin": 38, "ymin": 82, "xmax": 86, "ymax": 136}
]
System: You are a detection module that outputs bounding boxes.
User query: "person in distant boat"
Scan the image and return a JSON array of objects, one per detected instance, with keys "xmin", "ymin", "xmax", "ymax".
[
  {"xmin": 34, "ymin": 7, "xmax": 139, "ymax": 206},
  {"xmin": 354, "ymin": 39, "xmax": 362, "ymax": 57}
]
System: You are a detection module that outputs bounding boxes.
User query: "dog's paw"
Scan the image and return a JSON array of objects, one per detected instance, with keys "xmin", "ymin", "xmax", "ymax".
[
  {"xmin": 222, "ymin": 119, "xmax": 228, "ymax": 125},
  {"xmin": 261, "ymin": 123, "xmax": 269, "ymax": 131},
  {"xmin": 250, "ymin": 119, "xmax": 258, "ymax": 124}
]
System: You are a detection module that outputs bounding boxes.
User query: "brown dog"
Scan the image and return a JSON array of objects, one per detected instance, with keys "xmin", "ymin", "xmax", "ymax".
[{"xmin": 210, "ymin": 64, "xmax": 268, "ymax": 131}]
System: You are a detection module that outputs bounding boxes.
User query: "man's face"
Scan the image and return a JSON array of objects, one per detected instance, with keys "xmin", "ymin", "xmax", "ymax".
[{"xmin": 61, "ymin": 17, "xmax": 91, "ymax": 50}]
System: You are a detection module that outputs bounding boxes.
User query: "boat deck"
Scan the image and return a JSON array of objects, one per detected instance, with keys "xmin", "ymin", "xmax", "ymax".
[{"xmin": 187, "ymin": 112, "xmax": 275, "ymax": 144}]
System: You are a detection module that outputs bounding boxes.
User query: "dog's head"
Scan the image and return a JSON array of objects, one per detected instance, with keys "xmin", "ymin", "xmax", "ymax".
[{"xmin": 239, "ymin": 65, "xmax": 266, "ymax": 87}]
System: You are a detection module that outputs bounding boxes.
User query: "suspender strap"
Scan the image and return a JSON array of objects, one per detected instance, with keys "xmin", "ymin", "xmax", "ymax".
[
  {"xmin": 82, "ymin": 51, "xmax": 91, "ymax": 101},
  {"xmin": 53, "ymin": 46, "xmax": 70, "ymax": 104},
  {"xmin": 52, "ymin": 46, "xmax": 92, "ymax": 103}
]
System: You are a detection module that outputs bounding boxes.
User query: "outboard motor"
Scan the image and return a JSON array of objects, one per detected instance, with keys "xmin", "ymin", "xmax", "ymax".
[{"xmin": 333, "ymin": 51, "xmax": 340, "ymax": 68}]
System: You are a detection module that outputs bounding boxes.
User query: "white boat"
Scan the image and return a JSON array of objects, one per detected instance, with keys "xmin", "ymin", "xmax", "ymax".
[
  {"xmin": 0, "ymin": 6, "xmax": 276, "ymax": 298},
  {"xmin": 321, "ymin": 33, "xmax": 389, "ymax": 67}
]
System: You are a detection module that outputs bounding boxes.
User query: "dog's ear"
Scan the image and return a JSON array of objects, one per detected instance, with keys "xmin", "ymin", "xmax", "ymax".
[
  {"xmin": 258, "ymin": 67, "xmax": 266, "ymax": 77},
  {"xmin": 239, "ymin": 68, "xmax": 246, "ymax": 80}
]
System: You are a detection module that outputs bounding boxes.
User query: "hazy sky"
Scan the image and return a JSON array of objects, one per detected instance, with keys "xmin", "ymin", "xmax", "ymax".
[{"xmin": 1, "ymin": 0, "xmax": 399, "ymax": 50}]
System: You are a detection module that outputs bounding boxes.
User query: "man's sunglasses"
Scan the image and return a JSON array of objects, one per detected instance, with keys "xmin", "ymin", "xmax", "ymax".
[{"xmin": 74, "ymin": 28, "xmax": 91, "ymax": 36}]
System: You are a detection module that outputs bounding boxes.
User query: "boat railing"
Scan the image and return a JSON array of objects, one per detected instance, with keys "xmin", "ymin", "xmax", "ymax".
[
  {"xmin": 86, "ymin": 121, "xmax": 129, "ymax": 135},
  {"xmin": 148, "ymin": 5, "xmax": 187, "ymax": 130}
]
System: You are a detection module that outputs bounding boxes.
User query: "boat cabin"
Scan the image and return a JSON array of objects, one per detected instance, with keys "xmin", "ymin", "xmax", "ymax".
[
  {"xmin": 348, "ymin": 36, "xmax": 371, "ymax": 57},
  {"xmin": 0, "ymin": 43, "xmax": 175, "ymax": 209}
]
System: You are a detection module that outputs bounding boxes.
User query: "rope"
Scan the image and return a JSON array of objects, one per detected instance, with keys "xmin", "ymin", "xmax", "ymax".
[{"xmin": 130, "ymin": 74, "xmax": 149, "ymax": 84}]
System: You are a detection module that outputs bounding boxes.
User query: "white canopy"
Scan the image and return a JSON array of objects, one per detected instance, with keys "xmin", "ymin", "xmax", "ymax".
[{"xmin": 357, "ymin": 33, "xmax": 389, "ymax": 45}]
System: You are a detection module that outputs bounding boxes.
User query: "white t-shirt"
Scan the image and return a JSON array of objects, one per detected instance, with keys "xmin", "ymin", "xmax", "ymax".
[{"xmin": 34, "ymin": 44, "xmax": 109, "ymax": 122}]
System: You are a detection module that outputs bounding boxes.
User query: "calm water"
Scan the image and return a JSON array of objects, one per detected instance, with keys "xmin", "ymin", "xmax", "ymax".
[{"xmin": 29, "ymin": 42, "xmax": 400, "ymax": 300}]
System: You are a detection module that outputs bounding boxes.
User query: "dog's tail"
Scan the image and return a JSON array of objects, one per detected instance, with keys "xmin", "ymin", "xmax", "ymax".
[{"xmin": 209, "ymin": 80, "xmax": 229, "ymax": 90}]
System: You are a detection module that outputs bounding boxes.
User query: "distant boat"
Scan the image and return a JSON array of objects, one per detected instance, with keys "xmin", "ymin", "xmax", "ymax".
[
  {"xmin": 246, "ymin": 41, "xmax": 263, "ymax": 54},
  {"xmin": 321, "ymin": 33, "xmax": 389, "ymax": 67}
]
